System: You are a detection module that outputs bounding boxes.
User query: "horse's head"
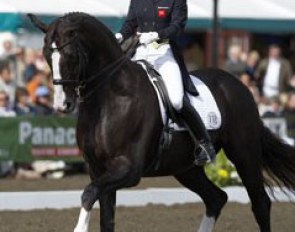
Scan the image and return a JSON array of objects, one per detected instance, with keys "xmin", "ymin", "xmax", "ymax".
[{"xmin": 28, "ymin": 13, "xmax": 122, "ymax": 113}]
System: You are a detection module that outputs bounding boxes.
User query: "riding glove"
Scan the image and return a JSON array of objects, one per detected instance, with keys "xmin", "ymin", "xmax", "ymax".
[
  {"xmin": 115, "ymin": 33, "xmax": 123, "ymax": 43},
  {"xmin": 138, "ymin": 32, "xmax": 159, "ymax": 45}
]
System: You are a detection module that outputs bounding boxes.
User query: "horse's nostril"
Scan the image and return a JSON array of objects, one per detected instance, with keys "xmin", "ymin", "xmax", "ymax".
[
  {"xmin": 61, "ymin": 100, "xmax": 76, "ymax": 113},
  {"xmin": 66, "ymin": 101, "xmax": 72, "ymax": 108}
]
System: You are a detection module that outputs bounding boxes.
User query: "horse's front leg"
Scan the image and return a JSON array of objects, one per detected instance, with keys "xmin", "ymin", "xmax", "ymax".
[
  {"xmin": 74, "ymin": 155, "xmax": 137, "ymax": 232},
  {"xmin": 74, "ymin": 182, "xmax": 99, "ymax": 232},
  {"xmin": 74, "ymin": 191, "xmax": 116, "ymax": 232},
  {"xmin": 74, "ymin": 206, "xmax": 91, "ymax": 232}
]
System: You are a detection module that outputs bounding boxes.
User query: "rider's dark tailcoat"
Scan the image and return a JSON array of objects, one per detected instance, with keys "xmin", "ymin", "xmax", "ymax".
[{"xmin": 120, "ymin": 0, "xmax": 198, "ymax": 95}]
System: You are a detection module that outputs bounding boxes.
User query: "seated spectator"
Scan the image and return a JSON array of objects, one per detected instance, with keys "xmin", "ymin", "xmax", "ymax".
[
  {"xmin": 283, "ymin": 92, "xmax": 295, "ymax": 139},
  {"xmin": 288, "ymin": 74, "xmax": 295, "ymax": 92},
  {"xmin": 23, "ymin": 64, "xmax": 38, "ymax": 84},
  {"xmin": 13, "ymin": 87, "xmax": 36, "ymax": 116},
  {"xmin": 245, "ymin": 50, "xmax": 260, "ymax": 82},
  {"xmin": 262, "ymin": 96, "xmax": 283, "ymax": 118},
  {"xmin": 0, "ymin": 90, "xmax": 15, "ymax": 177},
  {"xmin": 0, "ymin": 61, "xmax": 16, "ymax": 104},
  {"xmin": 14, "ymin": 48, "xmax": 26, "ymax": 87},
  {"xmin": 224, "ymin": 45, "xmax": 246, "ymax": 78},
  {"xmin": 34, "ymin": 86, "xmax": 54, "ymax": 116},
  {"xmin": 257, "ymin": 44, "xmax": 292, "ymax": 98},
  {"xmin": 35, "ymin": 49, "xmax": 49, "ymax": 72},
  {"xmin": 239, "ymin": 73, "xmax": 261, "ymax": 105},
  {"xmin": 2, "ymin": 37, "xmax": 22, "ymax": 63},
  {"xmin": 0, "ymin": 90, "xmax": 15, "ymax": 117},
  {"xmin": 23, "ymin": 48, "xmax": 38, "ymax": 83},
  {"xmin": 1, "ymin": 38, "xmax": 19, "ymax": 58},
  {"xmin": 240, "ymin": 73, "xmax": 252, "ymax": 87},
  {"xmin": 26, "ymin": 70, "xmax": 46, "ymax": 102}
]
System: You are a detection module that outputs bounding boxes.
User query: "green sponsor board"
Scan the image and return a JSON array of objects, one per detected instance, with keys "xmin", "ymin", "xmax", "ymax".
[{"xmin": 0, "ymin": 116, "xmax": 83, "ymax": 162}]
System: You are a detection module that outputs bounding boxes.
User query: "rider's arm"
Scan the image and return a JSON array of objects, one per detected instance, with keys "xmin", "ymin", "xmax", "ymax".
[
  {"xmin": 120, "ymin": 0, "xmax": 138, "ymax": 40},
  {"xmin": 157, "ymin": 0, "xmax": 187, "ymax": 40}
]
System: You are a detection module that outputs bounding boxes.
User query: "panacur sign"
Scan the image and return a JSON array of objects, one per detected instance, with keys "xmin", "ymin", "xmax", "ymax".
[
  {"xmin": 0, "ymin": 116, "xmax": 81, "ymax": 161},
  {"xmin": 19, "ymin": 121, "xmax": 76, "ymax": 145}
]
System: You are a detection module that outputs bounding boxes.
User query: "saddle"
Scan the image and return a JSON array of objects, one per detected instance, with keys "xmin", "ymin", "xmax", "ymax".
[
  {"xmin": 136, "ymin": 59, "xmax": 181, "ymax": 171},
  {"xmin": 121, "ymin": 37, "xmax": 181, "ymax": 124},
  {"xmin": 121, "ymin": 38, "xmax": 177, "ymax": 166}
]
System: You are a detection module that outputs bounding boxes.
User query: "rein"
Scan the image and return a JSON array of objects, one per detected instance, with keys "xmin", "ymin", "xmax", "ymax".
[{"xmin": 76, "ymin": 55, "xmax": 127, "ymax": 102}]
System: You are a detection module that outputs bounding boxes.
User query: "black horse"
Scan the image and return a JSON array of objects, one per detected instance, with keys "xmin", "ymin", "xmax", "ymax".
[{"xmin": 28, "ymin": 13, "xmax": 295, "ymax": 232}]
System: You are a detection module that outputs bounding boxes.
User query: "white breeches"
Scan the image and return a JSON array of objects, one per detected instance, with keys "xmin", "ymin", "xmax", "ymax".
[{"xmin": 133, "ymin": 44, "xmax": 184, "ymax": 111}]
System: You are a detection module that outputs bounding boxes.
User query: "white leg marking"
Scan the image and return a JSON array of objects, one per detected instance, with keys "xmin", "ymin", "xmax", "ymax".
[
  {"xmin": 198, "ymin": 215, "xmax": 215, "ymax": 232},
  {"xmin": 51, "ymin": 43, "xmax": 66, "ymax": 111},
  {"xmin": 74, "ymin": 207, "xmax": 91, "ymax": 232}
]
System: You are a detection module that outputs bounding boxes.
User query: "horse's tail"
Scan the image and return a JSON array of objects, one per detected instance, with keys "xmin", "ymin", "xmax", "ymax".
[{"xmin": 261, "ymin": 125, "xmax": 295, "ymax": 193}]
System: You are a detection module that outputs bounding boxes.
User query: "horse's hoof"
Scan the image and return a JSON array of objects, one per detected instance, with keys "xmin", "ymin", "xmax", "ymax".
[{"xmin": 74, "ymin": 227, "xmax": 88, "ymax": 232}]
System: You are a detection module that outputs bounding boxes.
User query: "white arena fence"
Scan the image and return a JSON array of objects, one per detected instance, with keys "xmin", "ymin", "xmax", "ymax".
[{"xmin": 0, "ymin": 187, "xmax": 294, "ymax": 211}]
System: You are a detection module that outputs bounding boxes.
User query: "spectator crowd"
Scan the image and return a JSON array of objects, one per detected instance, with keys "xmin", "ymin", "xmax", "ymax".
[
  {"xmin": 224, "ymin": 44, "xmax": 295, "ymax": 141},
  {"xmin": 0, "ymin": 36, "xmax": 65, "ymax": 178},
  {"xmin": 0, "ymin": 36, "xmax": 55, "ymax": 118}
]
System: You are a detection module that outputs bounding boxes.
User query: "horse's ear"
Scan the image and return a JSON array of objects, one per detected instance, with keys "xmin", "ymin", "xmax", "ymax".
[{"xmin": 27, "ymin": 14, "xmax": 49, "ymax": 33}]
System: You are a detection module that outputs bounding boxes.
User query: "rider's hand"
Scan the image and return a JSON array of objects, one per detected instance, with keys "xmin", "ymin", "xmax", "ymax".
[
  {"xmin": 138, "ymin": 32, "xmax": 159, "ymax": 45},
  {"xmin": 115, "ymin": 33, "xmax": 123, "ymax": 43}
]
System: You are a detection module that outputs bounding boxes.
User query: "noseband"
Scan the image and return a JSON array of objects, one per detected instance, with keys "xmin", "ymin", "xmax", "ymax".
[{"xmin": 51, "ymin": 36, "xmax": 127, "ymax": 102}]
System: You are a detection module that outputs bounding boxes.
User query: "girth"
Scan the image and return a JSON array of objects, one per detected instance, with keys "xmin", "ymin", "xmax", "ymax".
[{"xmin": 136, "ymin": 59, "xmax": 180, "ymax": 172}]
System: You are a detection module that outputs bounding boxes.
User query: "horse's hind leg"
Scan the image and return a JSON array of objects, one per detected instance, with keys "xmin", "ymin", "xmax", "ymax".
[
  {"xmin": 99, "ymin": 192, "xmax": 116, "ymax": 232},
  {"xmin": 224, "ymin": 141, "xmax": 271, "ymax": 232},
  {"xmin": 174, "ymin": 166, "xmax": 228, "ymax": 232}
]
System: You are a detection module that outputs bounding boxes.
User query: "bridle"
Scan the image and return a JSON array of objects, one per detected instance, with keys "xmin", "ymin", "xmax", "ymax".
[{"xmin": 50, "ymin": 35, "xmax": 127, "ymax": 102}]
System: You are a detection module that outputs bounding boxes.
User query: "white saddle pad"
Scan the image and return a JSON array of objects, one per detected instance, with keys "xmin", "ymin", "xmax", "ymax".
[
  {"xmin": 139, "ymin": 63, "xmax": 222, "ymax": 130},
  {"xmin": 186, "ymin": 76, "xmax": 222, "ymax": 130}
]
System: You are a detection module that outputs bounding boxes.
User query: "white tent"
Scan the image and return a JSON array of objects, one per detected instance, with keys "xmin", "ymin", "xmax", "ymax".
[
  {"xmin": 0, "ymin": 1, "xmax": 17, "ymax": 13},
  {"xmin": 1, "ymin": 0, "xmax": 119, "ymax": 16},
  {"xmin": 104, "ymin": 0, "xmax": 295, "ymax": 20},
  {"xmin": 0, "ymin": 0, "xmax": 295, "ymax": 33},
  {"xmin": 108, "ymin": 0, "xmax": 295, "ymax": 32},
  {"xmin": 0, "ymin": 0, "xmax": 123, "ymax": 32}
]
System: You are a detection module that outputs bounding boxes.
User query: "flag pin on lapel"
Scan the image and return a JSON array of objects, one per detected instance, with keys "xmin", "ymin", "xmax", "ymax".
[{"xmin": 158, "ymin": 7, "xmax": 168, "ymax": 18}]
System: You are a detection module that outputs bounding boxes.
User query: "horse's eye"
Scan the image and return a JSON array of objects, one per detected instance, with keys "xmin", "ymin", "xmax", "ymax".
[
  {"xmin": 55, "ymin": 37, "xmax": 61, "ymax": 45},
  {"xmin": 47, "ymin": 46, "xmax": 53, "ymax": 52}
]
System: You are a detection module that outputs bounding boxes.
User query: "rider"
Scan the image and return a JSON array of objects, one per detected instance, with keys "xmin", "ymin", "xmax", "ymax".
[{"xmin": 115, "ymin": 0, "xmax": 216, "ymax": 165}]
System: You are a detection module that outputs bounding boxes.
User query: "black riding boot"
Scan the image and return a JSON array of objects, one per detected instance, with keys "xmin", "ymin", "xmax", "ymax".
[{"xmin": 179, "ymin": 97, "xmax": 216, "ymax": 166}]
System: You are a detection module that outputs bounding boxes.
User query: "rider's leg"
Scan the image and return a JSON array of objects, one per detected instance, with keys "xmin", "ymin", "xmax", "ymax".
[
  {"xmin": 154, "ymin": 48, "xmax": 216, "ymax": 165},
  {"xmin": 180, "ymin": 96, "xmax": 216, "ymax": 165}
]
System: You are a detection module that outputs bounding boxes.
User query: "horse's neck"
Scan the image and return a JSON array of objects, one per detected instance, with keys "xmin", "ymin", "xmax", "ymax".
[
  {"xmin": 78, "ymin": 60, "xmax": 135, "ymax": 114},
  {"xmin": 76, "ymin": 60, "xmax": 161, "ymax": 158},
  {"xmin": 90, "ymin": 39, "xmax": 123, "ymax": 71},
  {"xmin": 76, "ymin": 63, "xmax": 136, "ymax": 153}
]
